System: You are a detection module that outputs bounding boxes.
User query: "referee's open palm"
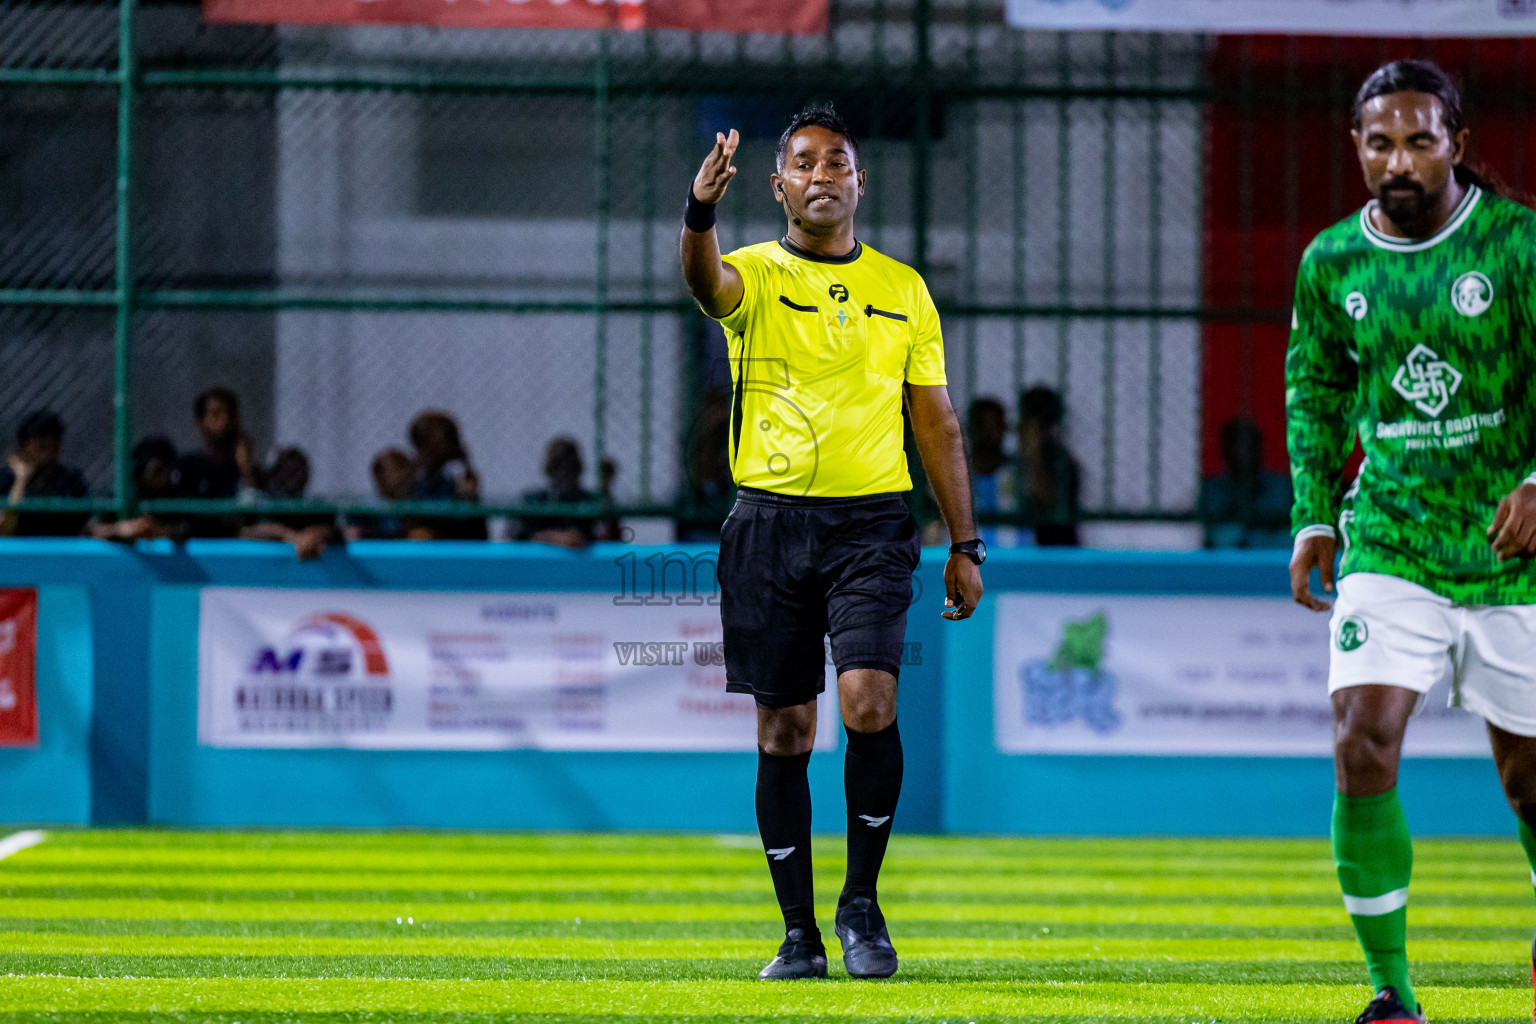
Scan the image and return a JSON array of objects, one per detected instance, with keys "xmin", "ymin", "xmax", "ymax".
[{"xmin": 693, "ymin": 129, "xmax": 739, "ymax": 204}]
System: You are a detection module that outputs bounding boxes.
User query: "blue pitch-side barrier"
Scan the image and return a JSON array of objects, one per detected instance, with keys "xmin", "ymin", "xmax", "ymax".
[{"xmin": 0, "ymin": 539, "xmax": 1517, "ymax": 835}]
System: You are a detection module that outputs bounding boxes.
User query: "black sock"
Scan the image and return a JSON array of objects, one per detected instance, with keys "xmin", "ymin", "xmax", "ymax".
[
  {"xmin": 843, "ymin": 720, "xmax": 902, "ymax": 899},
  {"xmin": 756, "ymin": 748, "xmax": 818, "ymax": 939}
]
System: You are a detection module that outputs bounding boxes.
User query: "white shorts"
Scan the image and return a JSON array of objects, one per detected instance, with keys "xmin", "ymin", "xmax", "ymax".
[{"xmin": 1329, "ymin": 572, "xmax": 1536, "ymax": 736}]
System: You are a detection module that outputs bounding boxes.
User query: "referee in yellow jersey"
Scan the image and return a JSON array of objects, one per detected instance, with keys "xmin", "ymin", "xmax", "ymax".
[{"xmin": 680, "ymin": 104, "xmax": 985, "ymax": 981}]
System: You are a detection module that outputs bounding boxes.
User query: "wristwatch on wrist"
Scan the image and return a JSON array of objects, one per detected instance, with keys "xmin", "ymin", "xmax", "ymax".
[{"xmin": 949, "ymin": 538, "xmax": 987, "ymax": 565}]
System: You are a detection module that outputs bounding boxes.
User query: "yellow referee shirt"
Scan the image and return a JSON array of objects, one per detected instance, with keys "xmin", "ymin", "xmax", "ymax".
[{"xmin": 710, "ymin": 238, "xmax": 947, "ymax": 497}]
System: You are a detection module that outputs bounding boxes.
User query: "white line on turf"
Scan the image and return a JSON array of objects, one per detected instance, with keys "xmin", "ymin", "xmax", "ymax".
[{"xmin": 0, "ymin": 830, "xmax": 47, "ymax": 861}]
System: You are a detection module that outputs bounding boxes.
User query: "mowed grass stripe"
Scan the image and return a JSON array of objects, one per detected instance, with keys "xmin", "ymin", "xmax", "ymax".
[
  {"xmin": 2, "ymin": 952, "xmax": 1528, "ymax": 988},
  {"xmin": 19, "ymin": 914, "xmax": 1508, "ymax": 941},
  {"xmin": 10, "ymin": 886, "xmax": 1531, "ymax": 910},
  {"xmin": 5, "ymin": 895, "xmax": 1532, "ymax": 926},
  {"xmin": 0, "ymin": 977, "xmax": 1526, "ymax": 1018},
  {"xmin": 6, "ymin": 870, "xmax": 1530, "ymax": 901},
  {"xmin": 16, "ymin": 848, "xmax": 1526, "ymax": 880},
  {"xmin": 33, "ymin": 831, "xmax": 1521, "ymax": 860},
  {"xmin": 4, "ymin": 930, "xmax": 1529, "ymax": 963}
]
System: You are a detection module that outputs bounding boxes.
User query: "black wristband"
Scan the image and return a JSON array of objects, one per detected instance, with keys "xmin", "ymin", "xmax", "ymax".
[{"xmin": 684, "ymin": 188, "xmax": 717, "ymax": 232}]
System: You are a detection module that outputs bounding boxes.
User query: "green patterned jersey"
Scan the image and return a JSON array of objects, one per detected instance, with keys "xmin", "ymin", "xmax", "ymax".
[{"xmin": 1287, "ymin": 186, "xmax": 1536, "ymax": 605}]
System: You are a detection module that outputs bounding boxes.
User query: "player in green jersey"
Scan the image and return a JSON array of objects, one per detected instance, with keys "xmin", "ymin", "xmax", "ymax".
[{"xmin": 1288, "ymin": 60, "xmax": 1536, "ymax": 1024}]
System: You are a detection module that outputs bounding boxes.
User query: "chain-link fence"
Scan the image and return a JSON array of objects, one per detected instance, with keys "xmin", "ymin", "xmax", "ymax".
[{"xmin": 3, "ymin": 2, "xmax": 1534, "ymax": 539}]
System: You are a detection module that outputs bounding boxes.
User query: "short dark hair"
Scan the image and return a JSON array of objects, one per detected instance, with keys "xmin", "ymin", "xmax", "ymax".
[
  {"xmin": 131, "ymin": 435, "xmax": 177, "ymax": 476},
  {"xmin": 16, "ymin": 409, "xmax": 63, "ymax": 445},
  {"xmin": 194, "ymin": 386, "xmax": 239, "ymax": 422},
  {"xmin": 1019, "ymin": 386, "xmax": 1065, "ymax": 429},
  {"xmin": 776, "ymin": 103, "xmax": 859, "ymax": 174},
  {"xmin": 1353, "ymin": 59, "xmax": 1464, "ymax": 136}
]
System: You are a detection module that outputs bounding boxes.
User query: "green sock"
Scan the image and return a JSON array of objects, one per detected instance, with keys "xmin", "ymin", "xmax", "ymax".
[
  {"xmin": 1517, "ymin": 818, "xmax": 1536, "ymax": 901},
  {"xmin": 1333, "ymin": 789, "xmax": 1415, "ymax": 1010}
]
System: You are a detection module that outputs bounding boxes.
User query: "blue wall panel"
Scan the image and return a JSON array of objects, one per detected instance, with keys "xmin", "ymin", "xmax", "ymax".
[
  {"xmin": 0, "ymin": 540, "xmax": 1521, "ymax": 836},
  {"xmin": 0, "ymin": 585, "xmax": 93, "ymax": 824}
]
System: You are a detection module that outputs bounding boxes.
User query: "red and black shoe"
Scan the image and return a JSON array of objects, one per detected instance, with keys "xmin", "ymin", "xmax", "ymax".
[{"xmin": 1354, "ymin": 987, "xmax": 1425, "ymax": 1024}]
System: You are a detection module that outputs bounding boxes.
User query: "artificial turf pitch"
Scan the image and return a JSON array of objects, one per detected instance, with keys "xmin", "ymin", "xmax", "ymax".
[{"xmin": 0, "ymin": 830, "xmax": 1532, "ymax": 1023}]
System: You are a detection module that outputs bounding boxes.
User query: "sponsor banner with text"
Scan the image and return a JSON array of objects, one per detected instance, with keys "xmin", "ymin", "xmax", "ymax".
[
  {"xmin": 993, "ymin": 592, "xmax": 1489, "ymax": 757},
  {"xmin": 204, "ymin": 0, "xmax": 827, "ymax": 35},
  {"xmin": 1007, "ymin": 0, "xmax": 1536, "ymax": 36},
  {"xmin": 0, "ymin": 589, "xmax": 38, "ymax": 748},
  {"xmin": 198, "ymin": 587, "xmax": 838, "ymax": 751}
]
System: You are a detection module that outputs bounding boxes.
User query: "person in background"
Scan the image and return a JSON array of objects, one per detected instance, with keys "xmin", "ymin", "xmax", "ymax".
[
  {"xmin": 88, "ymin": 436, "xmax": 186, "ymax": 543},
  {"xmin": 346, "ymin": 447, "xmax": 417, "ymax": 541},
  {"xmin": 1010, "ymin": 386, "xmax": 1082, "ymax": 547},
  {"xmin": 178, "ymin": 387, "xmax": 260, "ymax": 500},
  {"xmin": 966, "ymin": 397, "xmax": 1019, "ymax": 549},
  {"xmin": 515, "ymin": 437, "xmax": 620, "ymax": 548},
  {"xmin": 0, "ymin": 410, "xmax": 90, "ymax": 537},
  {"xmin": 240, "ymin": 447, "xmax": 340, "ymax": 561},
  {"xmin": 1199, "ymin": 418, "xmax": 1293, "ymax": 549},
  {"xmin": 678, "ymin": 389, "xmax": 736, "ymax": 541},
  {"xmin": 407, "ymin": 410, "xmax": 486, "ymax": 540}
]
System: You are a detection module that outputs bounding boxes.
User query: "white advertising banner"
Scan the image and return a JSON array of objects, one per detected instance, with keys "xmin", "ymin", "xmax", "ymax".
[
  {"xmin": 1006, "ymin": 0, "xmax": 1536, "ymax": 36},
  {"xmin": 198, "ymin": 588, "xmax": 839, "ymax": 751},
  {"xmin": 993, "ymin": 593, "xmax": 1490, "ymax": 757}
]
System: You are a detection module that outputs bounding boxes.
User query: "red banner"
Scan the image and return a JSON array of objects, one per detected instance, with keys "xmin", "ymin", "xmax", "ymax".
[
  {"xmin": 0, "ymin": 589, "xmax": 37, "ymax": 748},
  {"xmin": 204, "ymin": 0, "xmax": 827, "ymax": 35}
]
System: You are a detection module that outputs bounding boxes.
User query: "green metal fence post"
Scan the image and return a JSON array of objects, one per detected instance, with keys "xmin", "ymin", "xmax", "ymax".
[{"xmin": 114, "ymin": 0, "xmax": 137, "ymax": 518}]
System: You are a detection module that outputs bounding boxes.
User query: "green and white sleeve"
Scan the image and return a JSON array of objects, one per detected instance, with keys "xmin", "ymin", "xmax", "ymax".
[{"xmin": 1285, "ymin": 252, "xmax": 1357, "ymax": 543}]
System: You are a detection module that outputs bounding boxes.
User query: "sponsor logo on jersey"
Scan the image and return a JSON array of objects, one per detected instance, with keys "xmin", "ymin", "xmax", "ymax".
[
  {"xmin": 828, "ymin": 283, "xmax": 849, "ymax": 303},
  {"xmin": 1451, "ymin": 271, "xmax": 1494, "ymax": 317},
  {"xmin": 1391, "ymin": 343, "xmax": 1463, "ymax": 418},
  {"xmin": 1335, "ymin": 617, "xmax": 1369, "ymax": 652},
  {"xmin": 1344, "ymin": 292, "xmax": 1369, "ymax": 320}
]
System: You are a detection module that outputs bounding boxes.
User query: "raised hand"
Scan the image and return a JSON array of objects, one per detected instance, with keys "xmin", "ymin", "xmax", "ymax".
[{"xmin": 692, "ymin": 129, "xmax": 740, "ymax": 205}]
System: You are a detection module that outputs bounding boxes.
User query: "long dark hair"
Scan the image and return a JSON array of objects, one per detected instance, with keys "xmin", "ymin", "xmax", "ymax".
[{"xmin": 1353, "ymin": 59, "xmax": 1513, "ymax": 196}]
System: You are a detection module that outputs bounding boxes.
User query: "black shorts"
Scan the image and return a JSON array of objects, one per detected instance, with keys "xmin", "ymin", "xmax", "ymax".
[{"xmin": 718, "ymin": 486, "xmax": 920, "ymax": 709}]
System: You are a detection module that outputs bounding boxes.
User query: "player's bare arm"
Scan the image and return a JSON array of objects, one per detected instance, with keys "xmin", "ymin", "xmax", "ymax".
[
  {"xmin": 1289, "ymin": 533, "xmax": 1337, "ymax": 612},
  {"xmin": 1488, "ymin": 481, "xmax": 1536, "ymax": 561},
  {"xmin": 679, "ymin": 129, "xmax": 744, "ymax": 319},
  {"xmin": 906, "ymin": 383, "xmax": 983, "ymax": 621}
]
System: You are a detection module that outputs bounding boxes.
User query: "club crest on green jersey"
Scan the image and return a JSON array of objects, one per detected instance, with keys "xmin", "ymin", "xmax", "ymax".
[
  {"xmin": 1451, "ymin": 271, "xmax": 1494, "ymax": 318},
  {"xmin": 1391, "ymin": 344, "xmax": 1463, "ymax": 418},
  {"xmin": 1335, "ymin": 616, "xmax": 1369, "ymax": 652}
]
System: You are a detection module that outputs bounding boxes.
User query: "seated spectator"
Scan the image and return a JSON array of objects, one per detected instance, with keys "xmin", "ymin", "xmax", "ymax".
[
  {"xmin": 240, "ymin": 447, "xmax": 340, "ymax": 561},
  {"xmin": 515, "ymin": 437, "xmax": 620, "ymax": 548},
  {"xmin": 1200, "ymin": 418, "xmax": 1294, "ymax": 549},
  {"xmin": 88, "ymin": 436, "xmax": 187, "ymax": 543},
  {"xmin": 407, "ymin": 411, "xmax": 486, "ymax": 540},
  {"xmin": 0, "ymin": 410, "xmax": 90, "ymax": 537},
  {"xmin": 178, "ymin": 387, "xmax": 260, "ymax": 500},
  {"xmin": 990, "ymin": 386, "xmax": 1082, "ymax": 547},
  {"xmin": 966, "ymin": 397, "xmax": 1020, "ymax": 549},
  {"xmin": 345, "ymin": 448, "xmax": 416, "ymax": 541},
  {"xmin": 677, "ymin": 389, "xmax": 735, "ymax": 542}
]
